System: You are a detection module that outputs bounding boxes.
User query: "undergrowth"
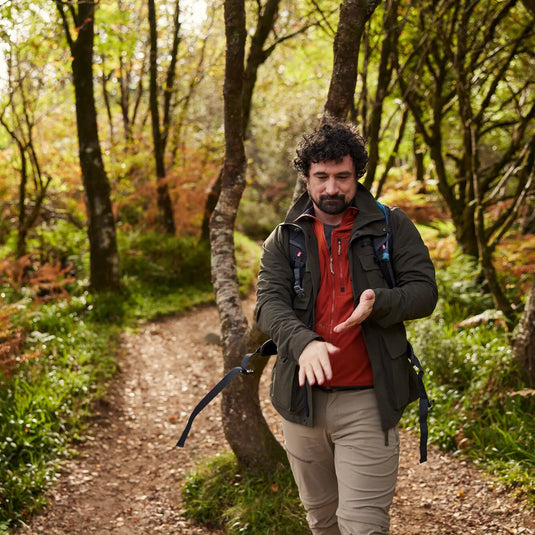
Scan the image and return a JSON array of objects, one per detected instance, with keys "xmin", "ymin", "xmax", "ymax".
[
  {"xmin": 404, "ymin": 254, "xmax": 535, "ymax": 505},
  {"xmin": 182, "ymin": 452, "xmax": 308, "ymax": 534},
  {"xmin": 0, "ymin": 296, "xmax": 118, "ymax": 528}
]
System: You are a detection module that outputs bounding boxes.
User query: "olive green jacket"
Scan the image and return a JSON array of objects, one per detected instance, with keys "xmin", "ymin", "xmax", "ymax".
[{"xmin": 255, "ymin": 184, "xmax": 438, "ymax": 431}]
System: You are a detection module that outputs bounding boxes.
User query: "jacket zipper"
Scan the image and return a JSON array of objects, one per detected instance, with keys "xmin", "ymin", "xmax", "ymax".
[
  {"xmin": 328, "ymin": 236, "xmax": 344, "ymax": 336},
  {"xmin": 328, "ymin": 234, "xmax": 336, "ymax": 336},
  {"xmin": 337, "ymin": 238, "xmax": 345, "ymax": 293}
]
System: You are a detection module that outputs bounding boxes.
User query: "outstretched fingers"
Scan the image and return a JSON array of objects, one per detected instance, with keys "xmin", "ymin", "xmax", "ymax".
[{"xmin": 333, "ymin": 289, "xmax": 376, "ymax": 333}]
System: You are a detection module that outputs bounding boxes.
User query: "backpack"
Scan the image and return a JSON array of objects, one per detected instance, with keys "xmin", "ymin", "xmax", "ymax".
[{"xmin": 178, "ymin": 203, "xmax": 432, "ymax": 463}]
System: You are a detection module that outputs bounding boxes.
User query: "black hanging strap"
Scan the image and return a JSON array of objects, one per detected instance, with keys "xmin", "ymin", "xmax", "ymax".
[
  {"xmin": 408, "ymin": 342, "xmax": 432, "ymax": 463},
  {"xmin": 176, "ymin": 339, "xmax": 277, "ymax": 447}
]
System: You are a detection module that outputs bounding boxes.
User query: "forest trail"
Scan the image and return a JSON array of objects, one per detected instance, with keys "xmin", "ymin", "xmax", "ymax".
[{"xmin": 17, "ymin": 299, "xmax": 534, "ymax": 535}]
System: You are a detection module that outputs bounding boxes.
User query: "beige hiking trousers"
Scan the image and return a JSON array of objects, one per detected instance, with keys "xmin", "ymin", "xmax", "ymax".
[{"xmin": 282, "ymin": 388, "xmax": 399, "ymax": 535}]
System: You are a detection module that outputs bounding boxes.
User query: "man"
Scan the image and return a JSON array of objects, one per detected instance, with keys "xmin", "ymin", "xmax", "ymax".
[{"xmin": 255, "ymin": 119, "xmax": 438, "ymax": 535}]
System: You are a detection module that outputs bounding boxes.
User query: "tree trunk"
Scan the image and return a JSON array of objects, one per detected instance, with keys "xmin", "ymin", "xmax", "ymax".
[
  {"xmin": 375, "ymin": 106, "xmax": 408, "ymax": 198},
  {"xmin": 324, "ymin": 0, "xmax": 369, "ymax": 120},
  {"xmin": 118, "ymin": 55, "xmax": 133, "ymax": 143},
  {"xmin": 242, "ymin": 0, "xmax": 280, "ymax": 137},
  {"xmin": 362, "ymin": 0, "xmax": 400, "ymax": 191},
  {"xmin": 200, "ymin": 168, "xmax": 222, "ymax": 242},
  {"xmin": 211, "ymin": 0, "xmax": 286, "ymax": 474},
  {"xmin": 101, "ymin": 69, "xmax": 115, "ymax": 141},
  {"xmin": 68, "ymin": 2, "xmax": 120, "ymax": 291},
  {"xmin": 16, "ymin": 142, "xmax": 28, "ymax": 258},
  {"xmin": 1, "ymin": 99, "xmax": 52, "ymax": 259},
  {"xmin": 201, "ymin": 0, "xmax": 282, "ymax": 243},
  {"xmin": 522, "ymin": 0, "xmax": 535, "ymax": 15},
  {"xmin": 148, "ymin": 0, "xmax": 176, "ymax": 235},
  {"xmin": 514, "ymin": 277, "xmax": 535, "ymax": 386},
  {"xmin": 477, "ymin": 226, "xmax": 515, "ymax": 328},
  {"xmin": 413, "ymin": 135, "xmax": 425, "ymax": 191}
]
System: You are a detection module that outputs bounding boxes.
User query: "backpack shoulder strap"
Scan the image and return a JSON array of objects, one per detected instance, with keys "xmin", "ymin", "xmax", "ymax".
[
  {"xmin": 373, "ymin": 202, "xmax": 396, "ymax": 288},
  {"xmin": 408, "ymin": 343, "xmax": 433, "ymax": 463},
  {"xmin": 289, "ymin": 226, "xmax": 306, "ymax": 297}
]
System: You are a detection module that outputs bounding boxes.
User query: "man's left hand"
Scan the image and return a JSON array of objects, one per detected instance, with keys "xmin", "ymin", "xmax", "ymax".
[{"xmin": 333, "ymin": 289, "xmax": 375, "ymax": 333}]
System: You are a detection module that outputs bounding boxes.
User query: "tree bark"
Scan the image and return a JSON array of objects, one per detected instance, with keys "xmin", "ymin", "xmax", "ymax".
[
  {"xmin": 362, "ymin": 0, "xmax": 400, "ymax": 191},
  {"xmin": 413, "ymin": 135, "xmax": 425, "ymax": 191},
  {"xmin": 514, "ymin": 277, "xmax": 535, "ymax": 386},
  {"xmin": 375, "ymin": 106, "xmax": 408, "ymax": 198},
  {"xmin": 242, "ymin": 0, "xmax": 280, "ymax": 137},
  {"xmin": 201, "ymin": 0, "xmax": 283, "ymax": 243},
  {"xmin": 522, "ymin": 0, "xmax": 535, "ymax": 15},
  {"xmin": 211, "ymin": 0, "xmax": 286, "ymax": 473},
  {"xmin": 56, "ymin": 0, "xmax": 120, "ymax": 292},
  {"xmin": 288, "ymin": 0, "xmax": 380, "ymax": 202},
  {"xmin": 148, "ymin": 0, "xmax": 176, "ymax": 235},
  {"xmin": 324, "ymin": 0, "xmax": 369, "ymax": 120}
]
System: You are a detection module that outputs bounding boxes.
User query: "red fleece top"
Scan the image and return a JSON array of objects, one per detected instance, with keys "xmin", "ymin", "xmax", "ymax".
[{"xmin": 309, "ymin": 208, "xmax": 373, "ymax": 388}]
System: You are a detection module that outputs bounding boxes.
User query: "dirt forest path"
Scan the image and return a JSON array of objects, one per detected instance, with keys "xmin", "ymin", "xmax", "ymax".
[{"xmin": 18, "ymin": 299, "xmax": 534, "ymax": 535}]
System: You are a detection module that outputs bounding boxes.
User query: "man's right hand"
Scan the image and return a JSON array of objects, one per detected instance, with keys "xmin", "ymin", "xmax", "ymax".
[{"xmin": 298, "ymin": 340, "xmax": 339, "ymax": 387}]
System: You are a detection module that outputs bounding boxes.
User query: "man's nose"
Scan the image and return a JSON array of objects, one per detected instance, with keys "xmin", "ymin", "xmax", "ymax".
[{"xmin": 324, "ymin": 177, "xmax": 338, "ymax": 194}]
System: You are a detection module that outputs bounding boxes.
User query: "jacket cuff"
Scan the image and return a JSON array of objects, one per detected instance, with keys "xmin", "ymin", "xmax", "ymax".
[{"xmin": 290, "ymin": 331, "xmax": 324, "ymax": 363}]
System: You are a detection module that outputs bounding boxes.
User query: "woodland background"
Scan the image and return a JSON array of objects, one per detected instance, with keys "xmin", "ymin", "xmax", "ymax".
[{"xmin": 0, "ymin": 0, "xmax": 534, "ymax": 532}]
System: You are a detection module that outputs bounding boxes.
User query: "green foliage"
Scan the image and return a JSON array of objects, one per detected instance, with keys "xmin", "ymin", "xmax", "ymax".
[
  {"xmin": 29, "ymin": 220, "xmax": 90, "ymax": 274},
  {"xmin": 119, "ymin": 231, "xmax": 210, "ymax": 287},
  {"xmin": 234, "ymin": 232, "xmax": 262, "ymax": 296},
  {"xmin": 117, "ymin": 230, "xmax": 213, "ymax": 320},
  {"xmin": 403, "ymin": 254, "xmax": 534, "ymax": 504},
  {"xmin": 182, "ymin": 452, "xmax": 308, "ymax": 535},
  {"xmin": 237, "ymin": 192, "xmax": 285, "ymax": 242},
  {"xmin": 0, "ymin": 295, "xmax": 118, "ymax": 526}
]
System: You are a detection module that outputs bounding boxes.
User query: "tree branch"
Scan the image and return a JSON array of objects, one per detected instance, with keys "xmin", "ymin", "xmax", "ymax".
[{"xmin": 54, "ymin": 0, "xmax": 76, "ymax": 53}]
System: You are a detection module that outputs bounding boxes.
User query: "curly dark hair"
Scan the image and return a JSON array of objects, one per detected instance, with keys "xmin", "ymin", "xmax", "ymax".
[{"xmin": 293, "ymin": 118, "xmax": 368, "ymax": 179}]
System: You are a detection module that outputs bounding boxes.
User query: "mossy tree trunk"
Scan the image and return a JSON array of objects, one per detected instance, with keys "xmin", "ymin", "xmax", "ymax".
[
  {"xmin": 293, "ymin": 0, "xmax": 381, "ymax": 202},
  {"xmin": 55, "ymin": 0, "xmax": 120, "ymax": 292},
  {"xmin": 514, "ymin": 277, "xmax": 535, "ymax": 386},
  {"xmin": 323, "ymin": 0, "xmax": 370, "ymax": 121},
  {"xmin": 210, "ymin": 0, "xmax": 286, "ymax": 474},
  {"xmin": 200, "ymin": 0, "xmax": 311, "ymax": 242}
]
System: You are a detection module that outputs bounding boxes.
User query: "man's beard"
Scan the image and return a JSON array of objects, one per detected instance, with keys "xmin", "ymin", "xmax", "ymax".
[{"xmin": 316, "ymin": 194, "xmax": 350, "ymax": 215}]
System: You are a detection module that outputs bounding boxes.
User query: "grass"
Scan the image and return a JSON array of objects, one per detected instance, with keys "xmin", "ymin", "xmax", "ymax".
[
  {"xmin": 0, "ymin": 295, "xmax": 119, "ymax": 529},
  {"xmin": 182, "ymin": 452, "xmax": 308, "ymax": 534}
]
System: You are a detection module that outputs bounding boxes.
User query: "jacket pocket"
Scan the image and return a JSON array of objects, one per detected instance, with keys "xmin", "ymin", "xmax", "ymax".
[
  {"xmin": 387, "ymin": 347, "xmax": 411, "ymax": 410},
  {"xmin": 358, "ymin": 247, "xmax": 389, "ymax": 288},
  {"xmin": 376, "ymin": 330, "xmax": 411, "ymax": 411},
  {"xmin": 270, "ymin": 356, "xmax": 307, "ymax": 413}
]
